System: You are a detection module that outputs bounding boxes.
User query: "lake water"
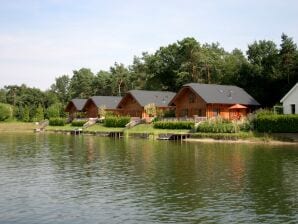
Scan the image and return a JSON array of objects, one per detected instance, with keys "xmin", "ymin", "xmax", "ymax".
[{"xmin": 0, "ymin": 133, "xmax": 297, "ymax": 224}]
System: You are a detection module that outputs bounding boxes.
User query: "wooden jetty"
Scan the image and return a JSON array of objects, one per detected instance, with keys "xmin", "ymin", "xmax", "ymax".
[
  {"xmin": 70, "ymin": 128, "xmax": 83, "ymax": 135},
  {"xmin": 157, "ymin": 133, "xmax": 191, "ymax": 141},
  {"xmin": 108, "ymin": 131, "xmax": 124, "ymax": 138}
]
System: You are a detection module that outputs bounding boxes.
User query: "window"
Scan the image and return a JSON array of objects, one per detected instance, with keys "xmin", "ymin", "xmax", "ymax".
[
  {"xmin": 213, "ymin": 108, "xmax": 220, "ymax": 116},
  {"xmin": 291, "ymin": 104, "xmax": 296, "ymax": 114}
]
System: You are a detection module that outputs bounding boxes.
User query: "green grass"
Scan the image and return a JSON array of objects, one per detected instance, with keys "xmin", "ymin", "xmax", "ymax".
[
  {"xmin": 85, "ymin": 124, "xmax": 124, "ymax": 132},
  {"xmin": 46, "ymin": 123, "xmax": 124, "ymax": 132},
  {"xmin": 191, "ymin": 131, "xmax": 255, "ymax": 140},
  {"xmin": 0, "ymin": 121, "xmax": 37, "ymax": 132},
  {"xmin": 125, "ymin": 124, "xmax": 190, "ymax": 134},
  {"xmin": 46, "ymin": 124, "xmax": 76, "ymax": 131}
]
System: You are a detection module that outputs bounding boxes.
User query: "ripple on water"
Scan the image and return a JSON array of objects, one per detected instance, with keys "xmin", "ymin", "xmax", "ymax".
[{"xmin": 0, "ymin": 133, "xmax": 297, "ymax": 224}]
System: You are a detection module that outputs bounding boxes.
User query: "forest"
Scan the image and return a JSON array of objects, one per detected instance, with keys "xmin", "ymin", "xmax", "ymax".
[{"xmin": 0, "ymin": 33, "xmax": 297, "ymax": 121}]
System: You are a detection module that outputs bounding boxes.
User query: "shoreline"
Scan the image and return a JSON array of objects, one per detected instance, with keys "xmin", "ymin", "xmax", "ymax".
[
  {"xmin": 184, "ymin": 138, "xmax": 298, "ymax": 145},
  {"xmin": 44, "ymin": 129, "xmax": 298, "ymax": 145},
  {"xmin": 1, "ymin": 122, "xmax": 298, "ymax": 145}
]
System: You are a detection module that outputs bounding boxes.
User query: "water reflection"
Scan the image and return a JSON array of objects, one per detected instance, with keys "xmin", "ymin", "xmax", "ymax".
[{"xmin": 0, "ymin": 133, "xmax": 297, "ymax": 223}]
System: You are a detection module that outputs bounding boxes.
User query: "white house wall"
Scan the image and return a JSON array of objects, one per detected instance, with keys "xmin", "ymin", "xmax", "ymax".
[{"xmin": 282, "ymin": 86, "xmax": 298, "ymax": 114}]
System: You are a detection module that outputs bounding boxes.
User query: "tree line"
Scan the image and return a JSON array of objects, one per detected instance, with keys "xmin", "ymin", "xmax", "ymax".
[{"xmin": 0, "ymin": 34, "xmax": 297, "ymax": 121}]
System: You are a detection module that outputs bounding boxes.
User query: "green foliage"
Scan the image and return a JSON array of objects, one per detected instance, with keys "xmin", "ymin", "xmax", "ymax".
[
  {"xmin": 71, "ymin": 119, "xmax": 88, "ymax": 127},
  {"xmin": 46, "ymin": 103, "xmax": 61, "ymax": 118},
  {"xmin": 98, "ymin": 105, "xmax": 107, "ymax": 117},
  {"xmin": 49, "ymin": 117, "xmax": 66, "ymax": 126},
  {"xmin": 153, "ymin": 120, "xmax": 194, "ymax": 129},
  {"xmin": 0, "ymin": 103, "xmax": 13, "ymax": 121},
  {"xmin": 23, "ymin": 106, "xmax": 30, "ymax": 122},
  {"xmin": 50, "ymin": 75, "xmax": 70, "ymax": 104},
  {"xmin": 253, "ymin": 114, "xmax": 298, "ymax": 133},
  {"xmin": 144, "ymin": 103, "xmax": 157, "ymax": 117},
  {"xmin": 197, "ymin": 118, "xmax": 239, "ymax": 133},
  {"xmin": 69, "ymin": 68, "xmax": 94, "ymax": 98},
  {"xmin": 163, "ymin": 109, "xmax": 175, "ymax": 118},
  {"xmin": 2, "ymin": 33, "xmax": 298, "ymax": 118},
  {"xmin": 33, "ymin": 104, "xmax": 44, "ymax": 122},
  {"xmin": 104, "ymin": 116, "xmax": 130, "ymax": 127}
]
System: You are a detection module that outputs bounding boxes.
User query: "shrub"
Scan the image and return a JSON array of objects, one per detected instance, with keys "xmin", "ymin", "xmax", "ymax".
[
  {"xmin": 46, "ymin": 103, "xmax": 61, "ymax": 118},
  {"xmin": 0, "ymin": 103, "xmax": 13, "ymax": 121},
  {"xmin": 71, "ymin": 119, "xmax": 88, "ymax": 127},
  {"xmin": 23, "ymin": 106, "xmax": 30, "ymax": 122},
  {"xmin": 153, "ymin": 121, "xmax": 194, "ymax": 129},
  {"xmin": 104, "ymin": 116, "xmax": 130, "ymax": 127},
  {"xmin": 197, "ymin": 118, "xmax": 239, "ymax": 133},
  {"xmin": 163, "ymin": 109, "xmax": 175, "ymax": 118},
  {"xmin": 253, "ymin": 114, "xmax": 298, "ymax": 133},
  {"xmin": 144, "ymin": 103, "xmax": 157, "ymax": 117},
  {"xmin": 49, "ymin": 117, "xmax": 66, "ymax": 126},
  {"xmin": 33, "ymin": 104, "xmax": 44, "ymax": 122}
]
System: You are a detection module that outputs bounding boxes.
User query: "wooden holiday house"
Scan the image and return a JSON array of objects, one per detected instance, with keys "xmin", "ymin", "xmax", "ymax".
[
  {"xmin": 65, "ymin": 99, "xmax": 88, "ymax": 121},
  {"xmin": 169, "ymin": 83, "xmax": 260, "ymax": 120},
  {"xmin": 83, "ymin": 96, "xmax": 122, "ymax": 118},
  {"xmin": 117, "ymin": 90, "xmax": 176, "ymax": 118}
]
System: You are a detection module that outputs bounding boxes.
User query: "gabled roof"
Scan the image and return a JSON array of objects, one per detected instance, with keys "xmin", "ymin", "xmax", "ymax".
[
  {"xmin": 280, "ymin": 83, "xmax": 298, "ymax": 102},
  {"xmin": 118, "ymin": 90, "xmax": 176, "ymax": 108},
  {"xmin": 88, "ymin": 96, "xmax": 122, "ymax": 109},
  {"xmin": 65, "ymin": 99, "xmax": 87, "ymax": 112},
  {"xmin": 171, "ymin": 83, "xmax": 260, "ymax": 106}
]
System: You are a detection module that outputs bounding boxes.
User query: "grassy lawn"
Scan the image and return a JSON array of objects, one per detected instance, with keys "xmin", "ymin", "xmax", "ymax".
[
  {"xmin": 45, "ymin": 123, "xmax": 124, "ymax": 132},
  {"xmin": 46, "ymin": 124, "xmax": 76, "ymax": 131},
  {"xmin": 125, "ymin": 124, "xmax": 191, "ymax": 135},
  {"xmin": 45, "ymin": 123, "xmax": 190, "ymax": 135},
  {"xmin": 0, "ymin": 121, "xmax": 37, "ymax": 132},
  {"xmin": 85, "ymin": 124, "xmax": 124, "ymax": 132}
]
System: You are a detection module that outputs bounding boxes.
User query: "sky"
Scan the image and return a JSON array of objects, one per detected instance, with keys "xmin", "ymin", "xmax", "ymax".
[{"xmin": 1, "ymin": 0, "xmax": 298, "ymax": 90}]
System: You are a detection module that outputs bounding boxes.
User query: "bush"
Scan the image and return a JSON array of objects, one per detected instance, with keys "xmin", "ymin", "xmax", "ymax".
[
  {"xmin": 71, "ymin": 119, "xmax": 88, "ymax": 127},
  {"xmin": 46, "ymin": 103, "xmax": 61, "ymax": 118},
  {"xmin": 253, "ymin": 114, "xmax": 298, "ymax": 133},
  {"xmin": 153, "ymin": 121, "xmax": 194, "ymax": 129},
  {"xmin": 49, "ymin": 117, "xmax": 66, "ymax": 126},
  {"xmin": 197, "ymin": 118, "xmax": 239, "ymax": 133},
  {"xmin": 33, "ymin": 104, "xmax": 44, "ymax": 122},
  {"xmin": 0, "ymin": 103, "xmax": 13, "ymax": 121},
  {"xmin": 104, "ymin": 116, "xmax": 130, "ymax": 127},
  {"xmin": 23, "ymin": 106, "xmax": 30, "ymax": 122},
  {"xmin": 163, "ymin": 109, "xmax": 176, "ymax": 118}
]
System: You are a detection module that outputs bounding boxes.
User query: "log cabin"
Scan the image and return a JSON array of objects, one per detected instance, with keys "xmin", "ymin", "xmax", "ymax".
[
  {"xmin": 169, "ymin": 83, "xmax": 260, "ymax": 120},
  {"xmin": 117, "ymin": 90, "xmax": 176, "ymax": 118},
  {"xmin": 65, "ymin": 99, "xmax": 87, "ymax": 121},
  {"xmin": 83, "ymin": 96, "xmax": 122, "ymax": 118}
]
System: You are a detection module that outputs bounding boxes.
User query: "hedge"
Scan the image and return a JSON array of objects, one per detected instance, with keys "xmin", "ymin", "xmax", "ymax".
[
  {"xmin": 153, "ymin": 121, "xmax": 194, "ymax": 129},
  {"xmin": 71, "ymin": 119, "xmax": 88, "ymax": 127},
  {"xmin": 49, "ymin": 117, "xmax": 66, "ymax": 126},
  {"xmin": 0, "ymin": 103, "xmax": 13, "ymax": 121},
  {"xmin": 253, "ymin": 114, "xmax": 298, "ymax": 133},
  {"xmin": 104, "ymin": 116, "xmax": 130, "ymax": 127},
  {"xmin": 197, "ymin": 120, "xmax": 239, "ymax": 133}
]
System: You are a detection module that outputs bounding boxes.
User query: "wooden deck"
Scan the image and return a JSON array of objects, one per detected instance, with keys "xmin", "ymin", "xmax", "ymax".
[{"xmin": 157, "ymin": 133, "xmax": 191, "ymax": 141}]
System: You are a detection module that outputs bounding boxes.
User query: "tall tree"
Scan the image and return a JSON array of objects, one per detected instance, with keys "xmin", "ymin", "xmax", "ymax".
[
  {"xmin": 279, "ymin": 33, "xmax": 298, "ymax": 85},
  {"xmin": 69, "ymin": 68, "xmax": 94, "ymax": 98},
  {"xmin": 51, "ymin": 75, "xmax": 70, "ymax": 104},
  {"xmin": 110, "ymin": 63, "xmax": 131, "ymax": 96}
]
